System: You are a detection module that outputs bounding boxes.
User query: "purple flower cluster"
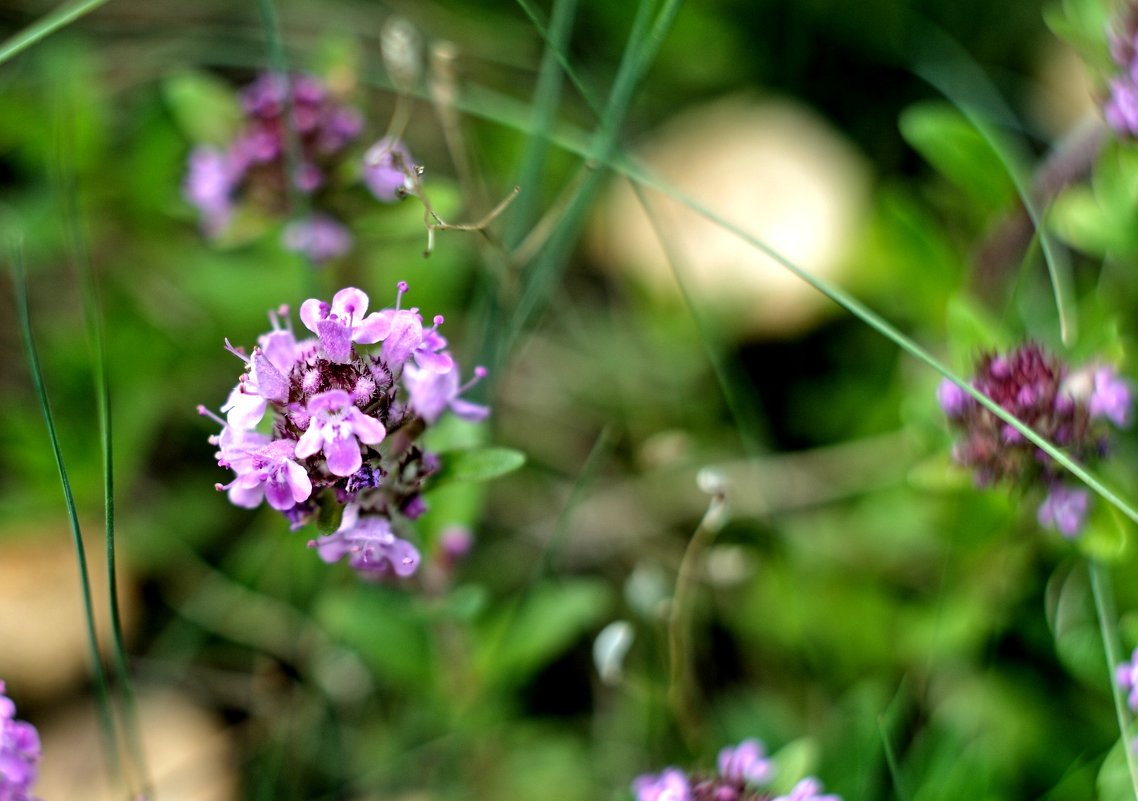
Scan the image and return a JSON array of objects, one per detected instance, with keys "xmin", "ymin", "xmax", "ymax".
[
  {"xmin": 201, "ymin": 283, "xmax": 487, "ymax": 580},
  {"xmin": 632, "ymin": 740, "xmax": 838, "ymax": 801},
  {"xmin": 938, "ymin": 343, "xmax": 1131, "ymax": 537},
  {"xmin": 183, "ymin": 73, "xmax": 420, "ymax": 264},
  {"xmin": 1107, "ymin": 10, "xmax": 1138, "ymax": 136},
  {"xmin": 0, "ymin": 681, "xmax": 41, "ymax": 801}
]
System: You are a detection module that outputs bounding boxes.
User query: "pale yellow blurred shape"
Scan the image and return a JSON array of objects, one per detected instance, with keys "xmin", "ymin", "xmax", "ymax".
[
  {"xmin": 589, "ymin": 94, "xmax": 871, "ymax": 337},
  {"xmin": 0, "ymin": 525, "xmax": 138, "ymax": 700},
  {"xmin": 1029, "ymin": 40, "xmax": 1099, "ymax": 138},
  {"xmin": 35, "ymin": 689, "xmax": 236, "ymax": 801}
]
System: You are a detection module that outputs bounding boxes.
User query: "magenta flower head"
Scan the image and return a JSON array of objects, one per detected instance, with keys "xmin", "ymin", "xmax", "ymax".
[
  {"xmin": 201, "ymin": 283, "xmax": 488, "ymax": 581},
  {"xmin": 363, "ymin": 137, "xmax": 415, "ymax": 202},
  {"xmin": 632, "ymin": 738, "xmax": 782, "ymax": 801},
  {"xmin": 183, "ymin": 72, "xmax": 364, "ymax": 254},
  {"xmin": 940, "ymin": 343, "xmax": 1130, "ymax": 538},
  {"xmin": 0, "ymin": 681, "xmax": 42, "ymax": 801},
  {"xmin": 632, "ymin": 768, "xmax": 691, "ymax": 801}
]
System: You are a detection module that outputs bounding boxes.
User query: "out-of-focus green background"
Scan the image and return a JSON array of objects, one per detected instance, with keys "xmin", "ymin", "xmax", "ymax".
[{"xmin": 3, "ymin": 0, "xmax": 1138, "ymax": 799}]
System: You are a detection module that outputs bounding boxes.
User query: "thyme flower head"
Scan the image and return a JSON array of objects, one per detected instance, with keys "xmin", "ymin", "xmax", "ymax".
[
  {"xmin": 201, "ymin": 283, "xmax": 487, "ymax": 580},
  {"xmin": 938, "ymin": 342, "xmax": 1130, "ymax": 537}
]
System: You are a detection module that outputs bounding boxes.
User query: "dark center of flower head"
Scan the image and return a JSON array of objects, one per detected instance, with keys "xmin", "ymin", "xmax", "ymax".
[{"xmin": 690, "ymin": 775, "xmax": 770, "ymax": 801}]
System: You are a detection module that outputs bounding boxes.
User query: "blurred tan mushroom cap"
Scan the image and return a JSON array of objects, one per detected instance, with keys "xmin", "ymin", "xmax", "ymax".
[{"xmin": 589, "ymin": 94, "xmax": 871, "ymax": 338}]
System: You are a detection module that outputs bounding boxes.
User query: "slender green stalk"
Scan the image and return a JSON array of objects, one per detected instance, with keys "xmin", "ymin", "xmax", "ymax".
[
  {"xmin": 10, "ymin": 247, "xmax": 122, "ymax": 787},
  {"xmin": 631, "ymin": 181, "xmax": 767, "ymax": 458},
  {"xmin": 255, "ymin": 0, "xmax": 319, "ymax": 294},
  {"xmin": 668, "ymin": 474, "xmax": 727, "ymax": 748},
  {"xmin": 65, "ymin": 184, "xmax": 153, "ymax": 798},
  {"xmin": 0, "ymin": 0, "xmax": 108, "ymax": 66},
  {"xmin": 505, "ymin": 0, "xmax": 580, "ymax": 248},
  {"xmin": 876, "ymin": 713, "xmax": 911, "ymax": 801},
  {"xmin": 536, "ymin": 425, "xmax": 614, "ymax": 578},
  {"xmin": 513, "ymin": 0, "xmax": 604, "ymax": 116},
  {"xmin": 909, "ymin": 27, "xmax": 1076, "ymax": 345},
  {"xmin": 1089, "ymin": 561, "xmax": 1138, "ymax": 801},
  {"xmin": 507, "ymin": 0, "xmax": 682, "ymax": 341}
]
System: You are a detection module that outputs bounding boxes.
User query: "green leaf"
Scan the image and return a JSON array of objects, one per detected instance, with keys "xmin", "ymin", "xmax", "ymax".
[
  {"xmin": 1078, "ymin": 501, "xmax": 1135, "ymax": 564},
  {"xmin": 944, "ymin": 293, "xmax": 1011, "ymax": 365},
  {"xmin": 476, "ymin": 579, "xmax": 611, "ymax": 685},
  {"xmin": 162, "ymin": 70, "xmax": 242, "ymax": 146},
  {"xmin": 1098, "ymin": 738, "xmax": 1136, "ymax": 801},
  {"xmin": 315, "ymin": 488, "xmax": 344, "ymax": 535},
  {"xmin": 433, "ymin": 447, "xmax": 526, "ymax": 487},
  {"xmin": 1045, "ymin": 560, "xmax": 1106, "ymax": 688},
  {"xmin": 898, "ymin": 101, "xmax": 1014, "ymax": 210},
  {"xmin": 316, "ymin": 586, "xmax": 434, "ymax": 690},
  {"xmin": 1049, "ymin": 185, "xmax": 1119, "ymax": 258},
  {"xmin": 768, "ymin": 738, "xmax": 819, "ymax": 796}
]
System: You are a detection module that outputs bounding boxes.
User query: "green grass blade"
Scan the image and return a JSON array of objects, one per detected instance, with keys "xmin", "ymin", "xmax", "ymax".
[
  {"xmin": 1089, "ymin": 561, "xmax": 1138, "ymax": 801},
  {"xmin": 9, "ymin": 246, "xmax": 123, "ymax": 787},
  {"xmin": 910, "ymin": 27, "xmax": 1077, "ymax": 345},
  {"xmin": 630, "ymin": 181, "xmax": 767, "ymax": 456},
  {"xmin": 0, "ymin": 0, "xmax": 108, "ymax": 66},
  {"xmin": 507, "ymin": 0, "xmax": 682, "ymax": 342},
  {"xmin": 60, "ymin": 170, "xmax": 153, "ymax": 797},
  {"xmin": 513, "ymin": 0, "xmax": 604, "ymax": 116},
  {"xmin": 255, "ymin": 0, "xmax": 321, "ymax": 292},
  {"xmin": 613, "ymin": 154, "xmax": 1138, "ymax": 525},
  {"xmin": 505, "ymin": 0, "xmax": 581, "ymax": 248}
]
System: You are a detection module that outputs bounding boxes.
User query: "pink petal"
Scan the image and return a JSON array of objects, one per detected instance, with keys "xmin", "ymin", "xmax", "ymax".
[{"xmin": 324, "ymin": 433, "xmax": 363, "ymax": 476}]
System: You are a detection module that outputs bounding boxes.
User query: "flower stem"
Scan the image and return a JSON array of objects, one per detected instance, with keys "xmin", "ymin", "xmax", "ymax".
[{"xmin": 1089, "ymin": 559, "xmax": 1138, "ymax": 801}]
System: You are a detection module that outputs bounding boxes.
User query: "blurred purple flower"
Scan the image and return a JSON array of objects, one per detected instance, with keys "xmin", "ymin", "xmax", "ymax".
[
  {"xmin": 184, "ymin": 146, "xmax": 236, "ymax": 236},
  {"xmin": 936, "ymin": 377, "xmax": 971, "ymax": 419},
  {"xmin": 632, "ymin": 767, "xmax": 691, "ymax": 801},
  {"xmin": 283, "ymin": 214, "xmax": 353, "ymax": 264},
  {"xmin": 1037, "ymin": 484, "xmax": 1090, "ymax": 538},
  {"xmin": 364, "ymin": 137, "xmax": 415, "ymax": 201},
  {"xmin": 0, "ymin": 681, "xmax": 41, "ymax": 801},
  {"xmin": 717, "ymin": 739, "xmax": 774, "ymax": 787},
  {"xmin": 1090, "ymin": 367, "xmax": 1132, "ymax": 427}
]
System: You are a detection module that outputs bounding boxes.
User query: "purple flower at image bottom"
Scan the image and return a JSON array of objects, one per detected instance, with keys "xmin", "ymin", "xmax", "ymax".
[
  {"xmin": 0, "ymin": 681, "xmax": 41, "ymax": 801},
  {"xmin": 632, "ymin": 767, "xmax": 692, "ymax": 801}
]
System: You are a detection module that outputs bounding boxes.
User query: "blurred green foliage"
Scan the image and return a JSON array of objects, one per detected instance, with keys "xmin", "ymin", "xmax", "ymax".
[{"xmin": 4, "ymin": 0, "xmax": 1138, "ymax": 800}]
